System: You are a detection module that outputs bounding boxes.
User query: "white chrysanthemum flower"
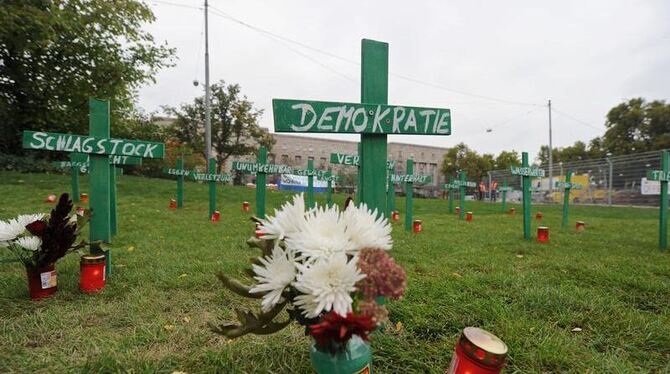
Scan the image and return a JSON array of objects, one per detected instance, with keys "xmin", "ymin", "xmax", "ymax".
[
  {"xmin": 343, "ymin": 203, "xmax": 392, "ymax": 253},
  {"xmin": 16, "ymin": 236, "xmax": 42, "ymax": 251},
  {"xmin": 293, "ymin": 252, "xmax": 366, "ymax": 317},
  {"xmin": 0, "ymin": 218, "xmax": 28, "ymax": 242},
  {"xmin": 249, "ymin": 245, "xmax": 298, "ymax": 311},
  {"xmin": 258, "ymin": 194, "xmax": 307, "ymax": 240},
  {"xmin": 284, "ymin": 205, "xmax": 351, "ymax": 260},
  {"xmin": 16, "ymin": 213, "xmax": 45, "ymax": 228}
]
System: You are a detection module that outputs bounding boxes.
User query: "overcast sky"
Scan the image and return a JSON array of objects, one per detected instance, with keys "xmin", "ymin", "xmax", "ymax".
[{"xmin": 139, "ymin": 0, "xmax": 670, "ymax": 159}]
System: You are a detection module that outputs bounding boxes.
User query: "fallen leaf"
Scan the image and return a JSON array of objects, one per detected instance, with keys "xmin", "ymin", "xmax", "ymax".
[
  {"xmin": 171, "ymin": 371, "xmax": 188, "ymax": 374},
  {"xmin": 183, "ymin": 316, "xmax": 191, "ymax": 323},
  {"xmin": 451, "ymin": 272, "xmax": 462, "ymax": 278},
  {"xmin": 164, "ymin": 324, "xmax": 175, "ymax": 331},
  {"xmin": 116, "ymin": 264, "xmax": 126, "ymax": 268},
  {"xmin": 127, "ymin": 246, "xmax": 135, "ymax": 252},
  {"xmin": 571, "ymin": 327, "xmax": 582, "ymax": 332},
  {"xmin": 178, "ymin": 273, "xmax": 188, "ymax": 278},
  {"xmin": 516, "ymin": 254, "xmax": 524, "ymax": 258},
  {"xmin": 395, "ymin": 321, "xmax": 403, "ymax": 332}
]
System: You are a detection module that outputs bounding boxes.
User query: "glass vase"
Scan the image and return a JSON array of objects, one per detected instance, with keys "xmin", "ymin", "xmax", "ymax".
[{"xmin": 310, "ymin": 335, "xmax": 372, "ymax": 374}]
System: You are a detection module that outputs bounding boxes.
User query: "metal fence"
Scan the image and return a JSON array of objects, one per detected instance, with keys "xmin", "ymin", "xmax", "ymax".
[{"xmin": 486, "ymin": 149, "xmax": 669, "ymax": 207}]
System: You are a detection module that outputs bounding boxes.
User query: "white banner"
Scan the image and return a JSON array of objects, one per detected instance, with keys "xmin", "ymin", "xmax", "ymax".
[
  {"xmin": 641, "ymin": 177, "xmax": 660, "ymax": 195},
  {"xmin": 280, "ymin": 174, "xmax": 328, "ymax": 188}
]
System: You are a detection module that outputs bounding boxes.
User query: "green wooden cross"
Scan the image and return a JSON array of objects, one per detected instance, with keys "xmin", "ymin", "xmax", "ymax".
[
  {"xmin": 386, "ymin": 165, "xmax": 396, "ymax": 217},
  {"xmin": 208, "ymin": 158, "xmax": 217, "ymax": 219},
  {"xmin": 404, "ymin": 160, "xmax": 414, "ymax": 231},
  {"xmin": 307, "ymin": 159, "xmax": 315, "ymax": 208},
  {"xmin": 163, "ymin": 156, "xmax": 189, "ymax": 208},
  {"xmin": 323, "ymin": 168, "xmax": 337, "ymax": 207},
  {"xmin": 499, "ymin": 179, "xmax": 513, "ymax": 213},
  {"xmin": 511, "ymin": 152, "xmax": 545, "ymax": 240},
  {"xmin": 330, "ymin": 151, "xmax": 396, "ymax": 212},
  {"xmin": 23, "ymin": 99, "xmax": 165, "ymax": 276},
  {"xmin": 272, "ymin": 39, "xmax": 451, "ymax": 217},
  {"xmin": 646, "ymin": 150, "xmax": 669, "ymax": 250},
  {"xmin": 443, "ymin": 177, "xmax": 457, "ymax": 214},
  {"xmin": 555, "ymin": 171, "xmax": 583, "ymax": 229},
  {"xmin": 454, "ymin": 172, "xmax": 477, "ymax": 220}
]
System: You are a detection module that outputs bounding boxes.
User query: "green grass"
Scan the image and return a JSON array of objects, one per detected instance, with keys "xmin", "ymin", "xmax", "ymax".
[{"xmin": 1, "ymin": 171, "xmax": 669, "ymax": 373}]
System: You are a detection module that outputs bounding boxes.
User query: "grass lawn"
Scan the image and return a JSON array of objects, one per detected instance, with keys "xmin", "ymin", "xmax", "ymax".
[{"xmin": 1, "ymin": 171, "xmax": 669, "ymax": 373}]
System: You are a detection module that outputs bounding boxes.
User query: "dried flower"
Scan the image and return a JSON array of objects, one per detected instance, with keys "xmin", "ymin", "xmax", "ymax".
[
  {"xmin": 358, "ymin": 300, "xmax": 389, "ymax": 326},
  {"xmin": 356, "ymin": 248, "xmax": 407, "ymax": 300}
]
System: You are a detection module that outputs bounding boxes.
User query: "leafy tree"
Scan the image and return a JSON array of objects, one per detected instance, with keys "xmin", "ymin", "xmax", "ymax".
[
  {"xmin": 603, "ymin": 98, "xmax": 670, "ymax": 154},
  {"xmin": 494, "ymin": 150, "xmax": 520, "ymax": 170},
  {"xmin": 165, "ymin": 81, "xmax": 275, "ymax": 173},
  {"xmin": 0, "ymin": 0, "xmax": 175, "ymax": 155},
  {"xmin": 440, "ymin": 143, "xmax": 488, "ymax": 181}
]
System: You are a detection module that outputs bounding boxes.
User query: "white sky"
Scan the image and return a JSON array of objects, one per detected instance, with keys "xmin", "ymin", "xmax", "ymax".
[{"xmin": 138, "ymin": 0, "xmax": 670, "ymax": 158}]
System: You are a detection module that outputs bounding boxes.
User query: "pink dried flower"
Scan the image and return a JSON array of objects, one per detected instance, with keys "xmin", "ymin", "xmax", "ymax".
[
  {"xmin": 358, "ymin": 300, "xmax": 389, "ymax": 326},
  {"xmin": 356, "ymin": 248, "xmax": 407, "ymax": 300}
]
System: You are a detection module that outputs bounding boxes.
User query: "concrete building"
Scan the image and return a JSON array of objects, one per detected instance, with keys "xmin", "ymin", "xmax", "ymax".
[{"xmin": 229, "ymin": 134, "xmax": 449, "ymax": 189}]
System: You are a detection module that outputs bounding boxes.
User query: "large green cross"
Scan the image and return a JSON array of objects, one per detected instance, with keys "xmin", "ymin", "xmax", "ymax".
[
  {"xmin": 330, "ymin": 151, "xmax": 396, "ymax": 213},
  {"xmin": 323, "ymin": 168, "xmax": 338, "ymax": 207},
  {"xmin": 499, "ymin": 178, "xmax": 513, "ymax": 213},
  {"xmin": 453, "ymin": 172, "xmax": 476, "ymax": 220},
  {"xmin": 443, "ymin": 177, "xmax": 458, "ymax": 214},
  {"xmin": 385, "ymin": 160, "xmax": 433, "ymax": 231},
  {"xmin": 386, "ymin": 165, "xmax": 396, "ymax": 217},
  {"xmin": 163, "ymin": 156, "xmax": 189, "ymax": 208},
  {"xmin": 511, "ymin": 152, "xmax": 545, "ymax": 240},
  {"xmin": 272, "ymin": 39, "xmax": 451, "ymax": 216},
  {"xmin": 23, "ymin": 98, "xmax": 165, "ymax": 276},
  {"xmin": 556, "ymin": 171, "xmax": 583, "ymax": 228},
  {"xmin": 646, "ymin": 150, "xmax": 669, "ymax": 250}
]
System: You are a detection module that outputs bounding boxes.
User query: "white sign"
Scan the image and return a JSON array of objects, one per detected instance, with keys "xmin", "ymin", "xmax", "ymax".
[{"xmin": 641, "ymin": 177, "xmax": 660, "ymax": 195}]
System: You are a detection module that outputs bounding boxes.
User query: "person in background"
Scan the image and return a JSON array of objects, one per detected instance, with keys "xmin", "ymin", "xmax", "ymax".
[
  {"xmin": 491, "ymin": 180, "xmax": 498, "ymax": 202},
  {"xmin": 478, "ymin": 181, "xmax": 486, "ymax": 200}
]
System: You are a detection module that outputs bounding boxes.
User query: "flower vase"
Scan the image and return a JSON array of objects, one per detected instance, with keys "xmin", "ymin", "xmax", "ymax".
[
  {"xmin": 26, "ymin": 263, "xmax": 57, "ymax": 300},
  {"xmin": 310, "ymin": 335, "xmax": 372, "ymax": 374}
]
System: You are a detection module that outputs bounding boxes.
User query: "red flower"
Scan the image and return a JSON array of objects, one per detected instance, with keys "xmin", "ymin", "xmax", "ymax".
[
  {"xmin": 25, "ymin": 220, "xmax": 46, "ymax": 237},
  {"xmin": 309, "ymin": 312, "xmax": 376, "ymax": 353}
]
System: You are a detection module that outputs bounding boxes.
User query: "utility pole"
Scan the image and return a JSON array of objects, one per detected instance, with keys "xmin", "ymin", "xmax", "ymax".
[
  {"xmin": 204, "ymin": 0, "xmax": 212, "ymax": 161},
  {"xmin": 548, "ymin": 99, "xmax": 553, "ymax": 193}
]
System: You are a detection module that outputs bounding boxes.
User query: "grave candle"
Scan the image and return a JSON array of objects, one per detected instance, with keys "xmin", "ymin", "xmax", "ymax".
[
  {"xmin": 537, "ymin": 226, "xmax": 549, "ymax": 243},
  {"xmin": 536, "ymin": 212, "xmax": 543, "ymax": 220},
  {"xmin": 509, "ymin": 208, "xmax": 515, "ymax": 215},
  {"xmin": 447, "ymin": 327, "xmax": 507, "ymax": 374},
  {"xmin": 242, "ymin": 201, "xmax": 250, "ymax": 212},
  {"xmin": 466, "ymin": 212, "xmax": 473, "ymax": 222},
  {"xmin": 45, "ymin": 194, "xmax": 56, "ymax": 203},
  {"xmin": 392, "ymin": 210, "xmax": 399, "ymax": 222},
  {"xmin": 576, "ymin": 221, "xmax": 585, "ymax": 231},
  {"xmin": 80, "ymin": 254, "xmax": 106, "ymax": 293},
  {"xmin": 26, "ymin": 264, "xmax": 57, "ymax": 300},
  {"xmin": 169, "ymin": 199, "xmax": 177, "ymax": 209},
  {"xmin": 80, "ymin": 193, "xmax": 89, "ymax": 203},
  {"xmin": 211, "ymin": 210, "xmax": 221, "ymax": 222},
  {"xmin": 413, "ymin": 219, "xmax": 422, "ymax": 233},
  {"xmin": 455, "ymin": 207, "xmax": 461, "ymax": 215}
]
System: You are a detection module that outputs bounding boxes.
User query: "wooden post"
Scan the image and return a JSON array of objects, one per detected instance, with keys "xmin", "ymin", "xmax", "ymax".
[
  {"xmin": 387, "ymin": 164, "xmax": 396, "ymax": 217},
  {"xmin": 459, "ymin": 171, "xmax": 467, "ymax": 220},
  {"xmin": 448, "ymin": 176, "xmax": 455, "ymax": 214},
  {"xmin": 307, "ymin": 158, "xmax": 315, "ymax": 208},
  {"xmin": 208, "ymin": 158, "xmax": 216, "ymax": 219},
  {"xmin": 522, "ymin": 152, "xmax": 531, "ymax": 240},
  {"xmin": 561, "ymin": 170, "xmax": 573, "ymax": 229},
  {"xmin": 326, "ymin": 167, "xmax": 333, "ymax": 207},
  {"xmin": 70, "ymin": 158, "xmax": 80, "ymax": 203},
  {"xmin": 660, "ymin": 150, "xmax": 668, "ymax": 250},
  {"xmin": 359, "ymin": 39, "xmax": 388, "ymax": 216},
  {"xmin": 176, "ymin": 156, "xmax": 184, "ymax": 208},
  {"xmin": 501, "ymin": 178, "xmax": 508, "ymax": 213},
  {"xmin": 405, "ymin": 159, "xmax": 414, "ymax": 231},
  {"xmin": 256, "ymin": 147, "xmax": 268, "ymax": 218},
  {"xmin": 110, "ymin": 166, "xmax": 117, "ymax": 236}
]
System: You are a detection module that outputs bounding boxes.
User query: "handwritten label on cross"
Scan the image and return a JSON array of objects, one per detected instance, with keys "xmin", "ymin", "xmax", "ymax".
[{"xmin": 272, "ymin": 39, "xmax": 452, "ymax": 216}]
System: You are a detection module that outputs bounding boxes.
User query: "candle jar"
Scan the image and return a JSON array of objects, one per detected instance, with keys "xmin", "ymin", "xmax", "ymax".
[
  {"xmin": 455, "ymin": 207, "xmax": 461, "ymax": 215},
  {"xmin": 447, "ymin": 327, "xmax": 508, "ymax": 374},
  {"xmin": 45, "ymin": 194, "xmax": 56, "ymax": 203},
  {"xmin": 466, "ymin": 212, "xmax": 473, "ymax": 222},
  {"xmin": 536, "ymin": 212, "xmax": 543, "ymax": 220},
  {"xmin": 80, "ymin": 193, "xmax": 89, "ymax": 203},
  {"xmin": 537, "ymin": 226, "xmax": 549, "ymax": 243},
  {"xmin": 509, "ymin": 208, "xmax": 516, "ymax": 215},
  {"xmin": 169, "ymin": 199, "xmax": 177, "ymax": 209},
  {"xmin": 576, "ymin": 221, "xmax": 585, "ymax": 231},
  {"xmin": 26, "ymin": 263, "xmax": 57, "ymax": 300},
  {"xmin": 413, "ymin": 219, "xmax": 422, "ymax": 233},
  {"xmin": 242, "ymin": 201, "xmax": 250, "ymax": 212},
  {"xmin": 392, "ymin": 211, "xmax": 400, "ymax": 222},
  {"xmin": 80, "ymin": 254, "xmax": 106, "ymax": 293},
  {"xmin": 211, "ymin": 210, "xmax": 221, "ymax": 222}
]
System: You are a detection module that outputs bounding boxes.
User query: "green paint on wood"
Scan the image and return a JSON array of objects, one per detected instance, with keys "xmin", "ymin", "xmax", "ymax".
[
  {"xmin": 405, "ymin": 159, "xmax": 414, "ymax": 231},
  {"xmin": 560, "ymin": 171, "xmax": 573, "ymax": 228},
  {"xmin": 23, "ymin": 131, "xmax": 164, "ymax": 158},
  {"xmin": 256, "ymin": 147, "xmax": 268, "ymax": 218},
  {"xmin": 647, "ymin": 169, "xmax": 670, "ymax": 181},
  {"xmin": 271, "ymin": 99, "xmax": 452, "ymax": 135},
  {"xmin": 208, "ymin": 158, "xmax": 216, "ymax": 219},
  {"xmin": 356, "ymin": 143, "xmax": 362, "ymax": 205},
  {"xmin": 659, "ymin": 150, "xmax": 668, "ymax": 250},
  {"xmin": 326, "ymin": 168, "xmax": 333, "ymax": 207},
  {"xmin": 176, "ymin": 156, "xmax": 184, "ymax": 208},
  {"xmin": 521, "ymin": 152, "xmax": 532, "ymax": 240},
  {"xmin": 360, "ymin": 39, "xmax": 389, "ymax": 217},
  {"xmin": 88, "ymin": 98, "xmax": 112, "ymax": 276},
  {"xmin": 511, "ymin": 166, "xmax": 546, "ymax": 177},
  {"xmin": 459, "ymin": 171, "xmax": 467, "ymax": 220},
  {"xmin": 448, "ymin": 176, "xmax": 454, "ymax": 214},
  {"xmin": 110, "ymin": 165, "xmax": 117, "ymax": 236},
  {"xmin": 330, "ymin": 152, "xmax": 396, "ymax": 169},
  {"xmin": 501, "ymin": 178, "xmax": 508, "ymax": 213},
  {"xmin": 307, "ymin": 159, "xmax": 315, "ymax": 208},
  {"xmin": 386, "ymin": 165, "xmax": 396, "ymax": 217},
  {"xmin": 70, "ymin": 165, "xmax": 80, "ymax": 203}
]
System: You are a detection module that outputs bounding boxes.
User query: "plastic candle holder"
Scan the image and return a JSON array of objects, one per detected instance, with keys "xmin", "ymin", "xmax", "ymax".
[
  {"xmin": 509, "ymin": 208, "xmax": 516, "ymax": 215},
  {"xmin": 537, "ymin": 226, "xmax": 549, "ymax": 243},
  {"xmin": 26, "ymin": 264, "xmax": 57, "ymax": 300},
  {"xmin": 413, "ymin": 219, "xmax": 422, "ymax": 233},
  {"xmin": 211, "ymin": 210, "xmax": 221, "ymax": 222},
  {"xmin": 169, "ymin": 199, "xmax": 177, "ymax": 209},
  {"xmin": 80, "ymin": 193, "xmax": 89, "ymax": 203},
  {"xmin": 446, "ymin": 327, "xmax": 508, "ymax": 374},
  {"xmin": 80, "ymin": 254, "xmax": 106, "ymax": 293},
  {"xmin": 392, "ymin": 211, "xmax": 400, "ymax": 222},
  {"xmin": 536, "ymin": 212, "xmax": 543, "ymax": 220},
  {"xmin": 455, "ymin": 207, "xmax": 461, "ymax": 215},
  {"xmin": 466, "ymin": 212, "xmax": 473, "ymax": 222},
  {"xmin": 576, "ymin": 221, "xmax": 585, "ymax": 231},
  {"xmin": 45, "ymin": 194, "xmax": 56, "ymax": 203},
  {"xmin": 242, "ymin": 201, "xmax": 250, "ymax": 212}
]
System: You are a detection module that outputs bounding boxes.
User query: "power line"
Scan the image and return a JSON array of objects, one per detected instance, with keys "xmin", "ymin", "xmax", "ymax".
[{"xmin": 551, "ymin": 107, "xmax": 602, "ymax": 131}]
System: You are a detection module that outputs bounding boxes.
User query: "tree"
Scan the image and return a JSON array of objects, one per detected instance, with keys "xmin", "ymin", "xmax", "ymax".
[
  {"xmin": 495, "ymin": 150, "xmax": 520, "ymax": 170},
  {"xmin": 440, "ymin": 143, "xmax": 489, "ymax": 181},
  {"xmin": 166, "ymin": 81, "xmax": 275, "ymax": 173},
  {"xmin": 603, "ymin": 98, "xmax": 670, "ymax": 154},
  {"xmin": 0, "ymin": 0, "xmax": 175, "ymax": 155}
]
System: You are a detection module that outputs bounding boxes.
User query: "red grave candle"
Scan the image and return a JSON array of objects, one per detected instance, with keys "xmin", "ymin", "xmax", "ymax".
[
  {"xmin": 169, "ymin": 199, "xmax": 177, "ymax": 209},
  {"xmin": 242, "ymin": 201, "xmax": 250, "ymax": 212},
  {"xmin": 392, "ymin": 211, "xmax": 400, "ymax": 222},
  {"xmin": 26, "ymin": 264, "xmax": 58, "ymax": 300},
  {"xmin": 536, "ymin": 212, "xmax": 543, "ymax": 220},
  {"xmin": 537, "ymin": 226, "xmax": 549, "ymax": 243},
  {"xmin": 80, "ymin": 254, "xmax": 106, "ymax": 293},
  {"xmin": 576, "ymin": 221, "xmax": 585, "ymax": 231},
  {"xmin": 80, "ymin": 193, "xmax": 89, "ymax": 203},
  {"xmin": 45, "ymin": 194, "xmax": 57, "ymax": 203},
  {"xmin": 447, "ymin": 327, "xmax": 508, "ymax": 374},
  {"xmin": 211, "ymin": 210, "xmax": 221, "ymax": 222},
  {"xmin": 413, "ymin": 219, "xmax": 422, "ymax": 233},
  {"xmin": 455, "ymin": 207, "xmax": 461, "ymax": 215},
  {"xmin": 466, "ymin": 212, "xmax": 473, "ymax": 222},
  {"xmin": 509, "ymin": 208, "xmax": 516, "ymax": 215}
]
